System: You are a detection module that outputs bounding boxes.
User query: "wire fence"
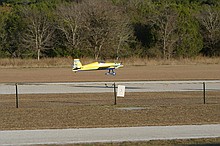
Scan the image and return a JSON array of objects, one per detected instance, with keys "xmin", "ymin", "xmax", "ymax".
[{"xmin": 0, "ymin": 81, "xmax": 220, "ymax": 108}]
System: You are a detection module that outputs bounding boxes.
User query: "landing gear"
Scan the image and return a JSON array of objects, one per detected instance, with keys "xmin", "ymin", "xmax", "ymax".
[{"xmin": 105, "ymin": 69, "xmax": 116, "ymax": 76}]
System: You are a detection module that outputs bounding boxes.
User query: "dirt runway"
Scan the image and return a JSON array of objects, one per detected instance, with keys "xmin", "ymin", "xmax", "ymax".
[{"xmin": 0, "ymin": 64, "xmax": 220, "ymax": 83}]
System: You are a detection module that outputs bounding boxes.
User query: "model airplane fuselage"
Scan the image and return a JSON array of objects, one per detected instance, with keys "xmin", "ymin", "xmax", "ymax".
[{"xmin": 72, "ymin": 59, "xmax": 123, "ymax": 76}]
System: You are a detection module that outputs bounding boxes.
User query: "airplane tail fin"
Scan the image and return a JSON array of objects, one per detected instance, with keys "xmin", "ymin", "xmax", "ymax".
[{"xmin": 72, "ymin": 59, "xmax": 82, "ymax": 71}]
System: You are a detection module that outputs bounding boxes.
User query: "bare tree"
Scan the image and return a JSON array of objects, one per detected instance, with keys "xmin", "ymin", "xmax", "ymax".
[
  {"xmin": 198, "ymin": 5, "xmax": 220, "ymax": 55},
  {"xmin": 0, "ymin": 12, "xmax": 6, "ymax": 53},
  {"xmin": 56, "ymin": 3, "xmax": 82, "ymax": 54},
  {"xmin": 79, "ymin": 0, "xmax": 111, "ymax": 60},
  {"xmin": 149, "ymin": 2, "xmax": 179, "ymax": 59},
  {"xmin": 111, "ymin": 10, "xmax": 134, "ymax": 60},
  {"xmin": 21, "ymin": 6, "xmax": 55, "ymax": 60},
  {"xmin": 78, "ymin": 0, "xmax": 133, "ymax": 60}
]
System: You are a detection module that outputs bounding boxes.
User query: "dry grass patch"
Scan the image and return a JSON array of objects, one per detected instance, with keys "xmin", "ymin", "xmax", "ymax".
[
  {"xmin": 121, "ymin": 56, "xmax": 220, "ymax": 66},
  {"xmin": 0, "ymin": 92, "xmax": 219, "ymax": 130},
  {"xmin": 0, "ymin": 58, "xmax": 72, "ymax": 68},
  {"xmin": 57, "ymin": 138, "xmax": 220, "ymax": 146},
  {"xmin": 0, "ymin": 57, "xmax": 220, "ymax": 68}
]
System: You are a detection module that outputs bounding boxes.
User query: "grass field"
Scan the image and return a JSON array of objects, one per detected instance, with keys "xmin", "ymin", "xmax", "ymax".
[
  {"xmin": 0, "ymin": 92, "xmax": 219, "ymax": 130},
  {"xmin": 1, "ymin": 92, "xmax": 219, "ymax": 145}
]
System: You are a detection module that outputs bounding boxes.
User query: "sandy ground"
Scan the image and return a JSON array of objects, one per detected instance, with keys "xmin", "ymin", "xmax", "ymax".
[{"xmin": 0, "ymin": 64, "xmax": 220, "ymax": 83}]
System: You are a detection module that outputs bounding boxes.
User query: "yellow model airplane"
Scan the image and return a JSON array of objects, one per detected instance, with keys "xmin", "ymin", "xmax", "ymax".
[{"xmin": 72, "ymin": 59, "xmax": 123, "ymax": 76}]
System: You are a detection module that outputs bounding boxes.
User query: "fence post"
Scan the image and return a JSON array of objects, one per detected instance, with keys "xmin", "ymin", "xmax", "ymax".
[
  {"xmin": 203, "ymin": 82, "xmax": 206, "ymax": 104},
  {"xmin": 15, "ymin": 83, "xmax": 19, "ymax": 108},
  {"xmin": 113, "ymin": 83, "xmax": 117, "ymax": 105}
]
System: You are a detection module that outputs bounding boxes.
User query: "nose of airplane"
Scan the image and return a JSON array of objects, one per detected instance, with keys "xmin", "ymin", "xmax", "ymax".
[
  {"xmin": 115, "ymin": 62, "xmax": 123, "ymax": 67},
  {"xmin": 119, "ymin": 63, "xmax": 123, "ymax": 67}
]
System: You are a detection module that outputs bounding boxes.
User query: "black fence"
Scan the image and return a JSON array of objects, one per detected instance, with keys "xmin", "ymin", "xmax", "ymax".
[{"xmin": 0, "ymin": 81, "xmax": 220, "ymax": 108}]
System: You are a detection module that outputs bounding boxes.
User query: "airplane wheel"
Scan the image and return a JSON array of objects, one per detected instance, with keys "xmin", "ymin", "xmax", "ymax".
[{"xmin": 113, "ymin": 72, "xmax": 116, "ymax": 76}]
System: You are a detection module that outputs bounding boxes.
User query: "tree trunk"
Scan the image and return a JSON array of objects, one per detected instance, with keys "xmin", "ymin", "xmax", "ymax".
[{"xmin": 37, "ymin": 49, "xmax": 40, "ymax": 61}]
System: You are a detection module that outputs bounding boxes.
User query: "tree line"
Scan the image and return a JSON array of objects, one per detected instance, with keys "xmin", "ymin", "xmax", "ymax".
[{"xmin": 0, "ymin": 0, "xmax": 219, "ymax": 60}]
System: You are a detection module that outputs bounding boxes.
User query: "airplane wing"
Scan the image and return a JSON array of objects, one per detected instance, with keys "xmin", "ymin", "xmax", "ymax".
[
  {"xmin": 98, "ymin": 63, "xmax": 118, "ymax": 70},
  {"xmin": 74, "ymin": 61, "xmax": 122, "ymax": 72},
  {"xmin": 79, "ymin": 62, "xmax": 100, "ymax": 71},
  {"xmin": 82, "ymin": 65, "xmax": 115, "ymax": 71},
  {"xmin": 80, "ymin": 67, "xmax": 99, "ymax": 71}
]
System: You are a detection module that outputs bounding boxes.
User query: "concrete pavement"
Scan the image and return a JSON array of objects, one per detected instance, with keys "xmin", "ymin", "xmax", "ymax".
[
  {"xmin": 1, "ymin": 80, "xmax": 220, "ymax": 94},
  {"xmin": 0, "ymin": 124, "xmax": 220, "ymax": 145}
]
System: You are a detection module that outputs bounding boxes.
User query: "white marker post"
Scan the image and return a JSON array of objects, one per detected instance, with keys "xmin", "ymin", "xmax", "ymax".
[{"xmin": 117, "ymin": 85, "xmax": 125, "ymax": 97}]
